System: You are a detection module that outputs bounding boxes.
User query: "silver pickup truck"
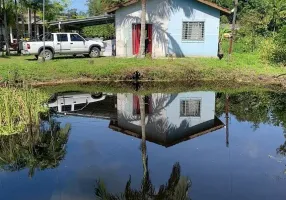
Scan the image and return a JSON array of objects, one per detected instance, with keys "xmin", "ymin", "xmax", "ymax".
[{"xmin": 22, "ymin": 32, "xmax": 105, "ymax": 60}]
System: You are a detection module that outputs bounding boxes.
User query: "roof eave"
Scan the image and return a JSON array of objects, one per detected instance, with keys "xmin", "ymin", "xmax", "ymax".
[
  {"xmin": 196, "ymin": 0, "xmax": 231, "ymax": 14},
  {"xmin": 107, "ymin": 0, "xmax": 231, "ymax": 15}
]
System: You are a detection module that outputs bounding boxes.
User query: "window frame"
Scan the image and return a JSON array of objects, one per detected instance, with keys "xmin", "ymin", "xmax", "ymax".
[
  {"xmin": 181, "ymin": 21, "xmax": 205, "ymax": 42},
  {"xmin": 57, "ymin": 34, "xmax": 69, "ymax": 42},
  {"xmin": 180, "ymin": 98, "xmax": 202, "ymax": 117},
  {"xmin": 70, "ymin": 33, "xmax": 85, "ymax": 42}
]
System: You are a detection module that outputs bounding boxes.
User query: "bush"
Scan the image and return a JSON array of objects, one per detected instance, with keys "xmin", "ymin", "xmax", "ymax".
[
  {"xmin": 259, "ymin": 27, "xmax": 286, "ymax": 65},
  {"xmin": 82, "ymin": 24, "xmax": 115, "ymax": 40},
  {"xmin": 220, "ymin": 15, "xmax": 229, "ymax": 24},
  {"xmin": 259, "ymin": 38, "xmax": 276, "ymax": 62}
]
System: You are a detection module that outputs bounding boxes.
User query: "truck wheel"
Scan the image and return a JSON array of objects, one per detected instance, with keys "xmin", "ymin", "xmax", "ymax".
[
  {"xmin": 35, "ymin": 55, "xmax": 38, "ymax": 60},
  {"xmin": 89, "ymin": 47, "xmax": 100, "ymax": 58},
  {"xmin": 40, "ymin": 49, "xmax": 54, "ymax": 61}
]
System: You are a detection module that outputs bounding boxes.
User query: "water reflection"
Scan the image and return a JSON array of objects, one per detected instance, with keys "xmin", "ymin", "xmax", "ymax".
[
  {"xmin": 96, "ymin": 96, "xmax": 191, "ymax": 199},
  {"xmin": 1, "ymin": 90, "xmax": 284, "ymax": 199},
  {"xmin": 0, "ymin": 119, "xmax": 71, "ymax": 177},
  {"xmin": 50, "ymin": 91, "xmax": 225, "ymax": 147}
]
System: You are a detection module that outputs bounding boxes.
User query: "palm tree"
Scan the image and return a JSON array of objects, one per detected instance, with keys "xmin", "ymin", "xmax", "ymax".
[{"xmin": 138, "ymin": 0, "xmax": 146, "ymax": 58}]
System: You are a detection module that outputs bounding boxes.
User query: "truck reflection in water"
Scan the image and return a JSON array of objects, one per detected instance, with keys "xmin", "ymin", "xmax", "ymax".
[
  {"xmin": 48, "ymin": 91, "xmax": 224, "ymax": 147},
  {"xmin": 48, "ymin": 92, "xmax": 106, "ymax": 113}
]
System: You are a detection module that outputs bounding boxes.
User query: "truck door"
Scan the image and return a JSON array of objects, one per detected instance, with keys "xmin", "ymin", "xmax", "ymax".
[
  {"xmin": 70, "ymin": 34, "xmax": 86, "ymax": 53},
  {"xmin": 56, "ymin": 34, "xmax": 71, "ymax": 53}
]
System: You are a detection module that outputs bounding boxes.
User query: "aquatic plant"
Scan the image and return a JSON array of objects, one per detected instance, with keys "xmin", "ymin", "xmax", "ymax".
[{"xmin": 0, "ymin": 88, "xmax": 49, "ymax": 135}]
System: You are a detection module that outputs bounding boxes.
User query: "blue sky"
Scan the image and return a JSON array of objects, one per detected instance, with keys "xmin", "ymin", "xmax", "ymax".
[{"xmin": 70, "ymin": 0, "xmax": 88, "ymax": 12}]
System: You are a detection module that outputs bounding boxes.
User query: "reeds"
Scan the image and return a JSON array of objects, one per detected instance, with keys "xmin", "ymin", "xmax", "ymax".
[{"xmin": 0, "ymin": 88, "xmax": 49, "ymax": 135}]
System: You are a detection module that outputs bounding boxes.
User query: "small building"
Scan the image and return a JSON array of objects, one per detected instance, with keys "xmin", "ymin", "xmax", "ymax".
[
  {"xmin": 108, "ymin": 0, "xmax": 230, "ymax": 57},
  {"xmin": 110, "ymin": 92, "xmax": 225, "ymax": 147}
]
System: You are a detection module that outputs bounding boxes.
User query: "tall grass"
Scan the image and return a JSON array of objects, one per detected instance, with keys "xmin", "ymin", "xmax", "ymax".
[{"xmin": 0, "ymin": 88, "xmax": 49, "ymax": 135}]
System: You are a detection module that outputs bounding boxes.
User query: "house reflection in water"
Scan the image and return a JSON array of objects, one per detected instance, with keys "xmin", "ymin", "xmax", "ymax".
[
  {"xmin": 48, "ymin": 91, "xmax": 224, "ymax": 147},
  {"xmin": 110, "ymin": 92, "xmax": 225, "ymax": 147}
]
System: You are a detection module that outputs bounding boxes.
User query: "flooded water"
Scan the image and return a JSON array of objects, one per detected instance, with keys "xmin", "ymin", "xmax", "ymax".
[{"xmin": 1, "ymin": 90, "xmax": 286, "ymax": 200}]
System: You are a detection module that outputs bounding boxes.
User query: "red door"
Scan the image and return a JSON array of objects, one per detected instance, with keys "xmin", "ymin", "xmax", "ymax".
[{"xmin": 132, "ymin": 24, "xmax": 152, "ymax": 55}]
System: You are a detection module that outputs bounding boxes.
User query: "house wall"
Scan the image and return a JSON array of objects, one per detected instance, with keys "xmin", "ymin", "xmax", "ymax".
[
  {"xmin": 166, "ymin": 92, "xmax": 216, "ymax": 140},
  {"xmin": 115, "ymin": 0, "xmax": 220, "ymax": 57},
  {"xmin": 115, "ymin": 0, "xmax": 169, "ymax": 57},
  {"xmin": 167, "ymin": 0, "xmax": 220, "ymax": 57},
  {"xmin": 116, "ymin": 92, "xmax": 216, "ymax": 144}
]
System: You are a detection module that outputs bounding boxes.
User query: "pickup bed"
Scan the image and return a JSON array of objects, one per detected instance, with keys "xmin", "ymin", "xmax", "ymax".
[{"xmin": 22, "ymin": 33, "xmax": 105, "ymax": 60}]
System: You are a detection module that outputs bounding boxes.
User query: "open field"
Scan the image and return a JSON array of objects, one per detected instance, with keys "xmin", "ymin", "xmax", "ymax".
[{"xmin": 0, "ymin": 53, "xmax": 286, "ymax": 87}]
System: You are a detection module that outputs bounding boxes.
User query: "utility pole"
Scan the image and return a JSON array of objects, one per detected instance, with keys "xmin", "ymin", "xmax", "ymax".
[{"xmin": 228, "ymin": 0, "xmax": 238, "ymax": 60}]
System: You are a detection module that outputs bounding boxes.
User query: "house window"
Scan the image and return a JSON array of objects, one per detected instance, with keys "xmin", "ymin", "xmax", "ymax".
[
  {"xmin": 182, "ymin": 22, "xmax": 205, "ymax": 41},
  {"xmin": 180, "ymin": 99, "xmax": 201, "ymax": 117}
]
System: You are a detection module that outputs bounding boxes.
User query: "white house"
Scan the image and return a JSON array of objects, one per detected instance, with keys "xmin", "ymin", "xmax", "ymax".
[{"xmin": 108, "ymin": 0, "xmax": 230, "ymax": 58}]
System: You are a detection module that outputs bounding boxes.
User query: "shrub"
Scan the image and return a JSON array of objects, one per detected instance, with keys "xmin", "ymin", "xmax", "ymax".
[
  {"xmin": 259, "ymin": 27, "xmax": 286, "ymax": 64},
  {"xmin": 259, "ymin": 38, "xmax": 276, "ymax": 62},
  {"xmin": 82, "ymin": 23, "xmax": 115, "ymax": 40}
]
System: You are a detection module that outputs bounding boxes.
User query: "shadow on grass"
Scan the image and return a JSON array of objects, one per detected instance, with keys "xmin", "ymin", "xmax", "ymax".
[{"xmin": 25, "ymin": 55, "xmax": 98, "ymax": 61}]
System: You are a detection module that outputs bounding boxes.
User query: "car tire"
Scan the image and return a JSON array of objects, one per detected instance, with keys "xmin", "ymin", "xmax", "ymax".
[
  {"xmin": 89, "ymin": 47, "xmax": 100, "ymax": 58},
  {"xmin": 35, "ymin": 55, "xmax": 38, "ymax": 60},
  {"xmin": 40, "ymin": 49, "xmax": 54, "ymax": 61}
]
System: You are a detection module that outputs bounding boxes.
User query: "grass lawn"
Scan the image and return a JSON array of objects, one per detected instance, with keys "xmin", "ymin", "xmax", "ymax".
[{"xmin": 0, "ymin": 53, "xmax": 286, "ymax": 86}]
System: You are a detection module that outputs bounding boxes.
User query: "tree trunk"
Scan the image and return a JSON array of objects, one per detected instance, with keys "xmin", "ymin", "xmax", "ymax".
[
  {"xmin": 20, "ymin": 0, "xmax": 25, "ymax": 38},
  {"xmin": 15, "ymin": 0, "xmax": 19, "ymax": 51},
  {"xmin": 139, "ymin": 0, "xmax": 146, "ymax": 58},
  {"xmin": 0, "ymin": 0, "xmax": 3, "ymax": 56},
  {"xmin": 28, "ymin": 8, "xmax": 32, "ymax": 39},
  {"xmin": 139, "ymin": 96, "xmax": 147, "ymax": 178},
  {"xmin": 225, "ymin": 94, "xmax": 229, "ymax": 147},
  {"xmin": 33, "ymin": 9, "xmax": 36, "ymax": 38},
  {"xmin": 3, "ymin": 0, "xmax": 10, "ymax": 55}
]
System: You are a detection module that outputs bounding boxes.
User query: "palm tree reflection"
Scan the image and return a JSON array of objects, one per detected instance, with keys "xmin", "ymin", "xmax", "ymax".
[
  {"xmin": 0, "ymin": 119, "xmax": 71, "ymax": 178},
  {"xmin": 95, "ymin": 96, "xmax": 191, "ymax": 200}
]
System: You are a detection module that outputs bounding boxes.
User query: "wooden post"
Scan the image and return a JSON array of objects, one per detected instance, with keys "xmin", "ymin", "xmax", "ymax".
[{"xmin": 228, "ymin": 0, "xmax": 238, "ymax": 60}]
